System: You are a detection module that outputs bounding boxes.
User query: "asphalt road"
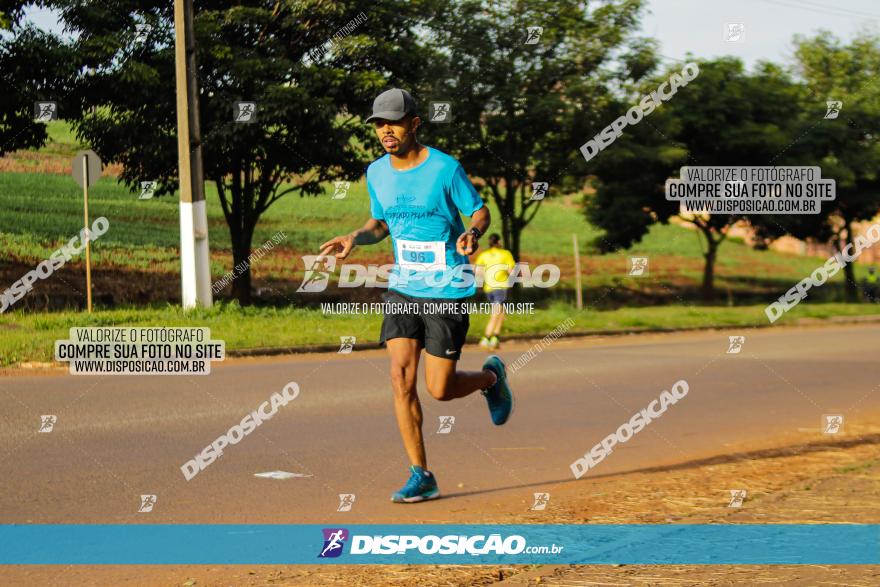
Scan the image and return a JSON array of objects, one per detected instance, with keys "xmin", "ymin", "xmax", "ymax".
[{"xmin": 2, "ymin": 323, "xmax": 877, "ymax": 524}]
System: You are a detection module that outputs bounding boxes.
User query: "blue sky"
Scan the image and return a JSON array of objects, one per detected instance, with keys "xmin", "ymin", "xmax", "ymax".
[
  {"xmin": 20, "ymin": 0, "xmax": 880, "ymax": 69},
  {"xmin": 640, "ymin": 0, "xmax": 880, "ymax": 67}
]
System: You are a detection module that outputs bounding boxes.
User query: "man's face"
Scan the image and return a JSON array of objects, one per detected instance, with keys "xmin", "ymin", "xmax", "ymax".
[{"xmin": 373, "ymin": 115, "xmax": 420, "ymax": 154}]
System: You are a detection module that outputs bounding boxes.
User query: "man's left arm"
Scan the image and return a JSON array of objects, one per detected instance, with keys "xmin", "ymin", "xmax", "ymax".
[
  {"xmin": 449, "ymin": 163, "xmax": 489, "ymax": 256},
  {"xmin": 456, "ymin": 206, "xmax": 490, "ymax": 255}
]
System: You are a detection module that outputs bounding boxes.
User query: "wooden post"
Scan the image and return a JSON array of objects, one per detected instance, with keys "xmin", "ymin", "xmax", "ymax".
[
  {"xmin": 573, "ymin": 234, "xmax": 583, "ymax": 310},
  {"xmin": 82, "ymin": 155, "xmax": 93, "ymax": 313},
  {"xmin": 174, "ymin": 0, "xmax": 212, "ymax": 309}
]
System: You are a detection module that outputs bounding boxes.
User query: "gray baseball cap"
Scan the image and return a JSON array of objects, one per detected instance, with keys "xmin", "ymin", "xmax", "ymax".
[{"xmin": 365, "ymin": 88, "xmax": 417, "ymax": 123}]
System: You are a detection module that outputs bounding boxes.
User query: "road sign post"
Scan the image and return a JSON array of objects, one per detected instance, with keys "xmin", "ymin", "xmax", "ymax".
[
  {"xmin": 72, "ymin": 150, "xmax": 102, "ymax": 313},
  {"xmin": 572, "ymin": 233, "xmax": 583, "ymax": 310}
]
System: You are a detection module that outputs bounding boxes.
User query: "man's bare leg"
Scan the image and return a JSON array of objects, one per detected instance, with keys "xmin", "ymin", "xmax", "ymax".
[
  {"xmin": 387, "ymin": 338, "xmax": 427, "ymax": 468},
  {"xmin": 484, "ymin": 312, "xmax": 497, "ymax": 338},
  {"xmin": 490, "ymin": 306, "xmax": 506, "ymax": 336},
  {"xmin": 424, "ymin": 354, "xmax": 495, "ymax": 401}
]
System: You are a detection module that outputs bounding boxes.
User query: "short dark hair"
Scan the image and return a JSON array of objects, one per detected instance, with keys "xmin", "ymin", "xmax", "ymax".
[{"xmin": 488, "ymin": 233, "xmax": 501, "ymax": 246}]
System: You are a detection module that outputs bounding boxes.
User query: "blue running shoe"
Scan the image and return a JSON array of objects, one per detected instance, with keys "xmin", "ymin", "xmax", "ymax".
[
  {"xmin": 482, "ymin": 355, "xmax": 513, "ymax": 425},
  {"xmin": 391, "ymin": 465, "xmax": 440, "ymax": 503}
]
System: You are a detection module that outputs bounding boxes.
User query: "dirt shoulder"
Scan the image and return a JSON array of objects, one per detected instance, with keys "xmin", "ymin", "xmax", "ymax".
[{"xmin": 3, "ymin": 414, "xmax": 879, "ymax": 586}]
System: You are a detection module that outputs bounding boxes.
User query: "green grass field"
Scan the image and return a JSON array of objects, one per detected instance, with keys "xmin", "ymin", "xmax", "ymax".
[
  {"xmin": 3, "ymin": 301, "xmax": 879, "ymax": 367},
  {"xmin": 1, "ymin": 122, "xmax": 863, "ymax": 291},
  {"xmin": 2, "ymin": 121, "xmax": 879, "ymax": 365},
  {"xmin": 0, "ymin": 168, "xmax": 866, "ymax": 294}
]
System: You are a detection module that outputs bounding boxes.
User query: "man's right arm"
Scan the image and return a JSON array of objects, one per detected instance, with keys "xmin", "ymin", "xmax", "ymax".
[
  {"xmin": 352, "ymin": 218, "xmax": 389, "ymax": 246},
  {"xmin": 320, "ymin": 218, "xmax": 389, "ymax": 259}
]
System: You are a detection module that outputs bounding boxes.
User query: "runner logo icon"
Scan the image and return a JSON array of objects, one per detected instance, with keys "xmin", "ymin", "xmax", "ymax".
[
  {"xmin": 530, "ymin": 182, "xmax": 548, "ymax": 200},
  {"xmin": 823, "ymin": 414, "xmax": 843, "ymax": 434},
  {"xmin": 727, "ymin": 336, "xmax": 745, "ymax": 354},
  {"xmin": 628, "ymin": 257, "xmax": 649, "ymax": 276},
  {"xmin": 728, "ymin": 489, "xmax": 746, "ymax": 508},
  {"xmin": 337, "ymin": 494, "xmax": 356, "ymax": 512},
  {"xmin": 318, "ymin": 528, "xmax": 349, "ymax": 558},
  {"xmin": 530, "ymin": 492, "xmax": 550, "ymax": 511},
  {"xmin": 297, "ymin": 255, "xmax": 337, "ymax": 292},
  {"xmin": 138, "ymin": 494, "xmax": 157, "ymax": 513},
  {"xmin": 437, "ymin": 416, "xmax": 455, "ymax": 434},
  {"xmin": 39, "ymin": 415, "xmax": 57, "ymax": 433},
  {"xmin": 824, "ymin": 100, "xmax": 842, "ymax": 119},
  {"xmin": 332, "ymin": 181, "xmax": 350, "ymax": 199},
  {"xmin": 338, "ymin": 336, "xmax": 356, "ymax": 354}
]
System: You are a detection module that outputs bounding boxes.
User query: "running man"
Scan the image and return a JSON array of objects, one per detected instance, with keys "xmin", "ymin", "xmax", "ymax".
[
  {"xmin": 320, "ymin": 88, "xmax": 514, "ymax": 503},
  {"xmin": 474, "ymin": 233, "xmax": 516, "ymax": 349}
]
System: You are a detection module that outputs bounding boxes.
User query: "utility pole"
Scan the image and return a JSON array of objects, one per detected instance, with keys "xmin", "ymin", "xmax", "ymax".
[
  {"xmin": 173, "ymin": 0, "xmax": 212, "ymax": 309},
  {"xmin": 572, "ymin": 234, "xmax": 583, "ymax": 310}
]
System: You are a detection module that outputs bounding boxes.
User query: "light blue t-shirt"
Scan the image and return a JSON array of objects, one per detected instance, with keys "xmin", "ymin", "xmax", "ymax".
[{"xmin": 366, "ymin": 146, "xmax": 484, "ymax": 299}]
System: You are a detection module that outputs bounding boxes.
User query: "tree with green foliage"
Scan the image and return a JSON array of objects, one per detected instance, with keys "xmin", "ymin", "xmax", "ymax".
[
  {"xmin": 586, "ymin": 57, "xmax": 805, "ymax": 299},
  {"xmin": 0, "ymin": 3, "xmax": 74, "ymax": 157},
  {"xmin": 39, "ymin": 0, "xmax": 435, "ymax": 304},
  {"xmin": 786, "ymin": 31, "xmax": 880, "ymax": 300},
  {"xmin": 419, "ymin": 0, "xmax": 656, "ymax": 261}
]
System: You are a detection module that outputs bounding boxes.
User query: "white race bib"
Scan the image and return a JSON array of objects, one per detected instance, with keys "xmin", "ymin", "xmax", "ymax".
[{"xmin": 395, "ymin": 239, "xmax": 446, "ymax": 271}]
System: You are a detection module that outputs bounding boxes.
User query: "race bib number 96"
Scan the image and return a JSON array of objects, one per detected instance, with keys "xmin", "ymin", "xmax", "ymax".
[{"xmin": 395, "ymin": 239, "xmax": 446, "ymax": 271}]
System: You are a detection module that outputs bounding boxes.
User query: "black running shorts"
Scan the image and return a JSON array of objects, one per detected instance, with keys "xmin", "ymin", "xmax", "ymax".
[{"xmin": 379, "ymin": 290, "xmax": 470, "ymax": 360}]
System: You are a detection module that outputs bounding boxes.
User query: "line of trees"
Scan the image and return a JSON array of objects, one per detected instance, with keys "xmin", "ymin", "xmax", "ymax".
[
  {"xmin": 2, "ymin": 1, "xmax": 878, "ymax": 303},
  {"xmin": 586, "ymin": 34, "xmax": 880, "ymax": 300}
]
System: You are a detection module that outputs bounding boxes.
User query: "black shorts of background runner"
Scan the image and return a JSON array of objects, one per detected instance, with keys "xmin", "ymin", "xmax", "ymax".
[
  {"xmin": 379, "ymin": 290, "xmax": 470, "ymax": 360},
  {"xmin": 486, "ymin": 289, "xmax": 508, "ymax": 304}
]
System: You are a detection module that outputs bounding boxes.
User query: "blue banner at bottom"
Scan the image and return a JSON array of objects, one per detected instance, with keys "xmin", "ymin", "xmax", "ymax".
[{"xmin": 1, "ymin": 524, "xmax": 877, "ymax": 565}]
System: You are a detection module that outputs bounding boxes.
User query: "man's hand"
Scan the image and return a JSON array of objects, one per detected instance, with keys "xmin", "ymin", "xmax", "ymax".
[
  {"xmin": 320, "ymin": 234, "xmax": 355, "ymax": 260},
  {"xmin": 456, "ymin": 231, "xmax": 478, "ymax": 256}
]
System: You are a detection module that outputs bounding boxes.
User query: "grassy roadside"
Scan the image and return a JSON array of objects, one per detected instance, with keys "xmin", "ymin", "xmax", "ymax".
[
  {"xmin": 3, "ymin": 301, "xmax": 880, "ymax": 367},
  {"xmin": 2, "ymin": 168, "xmax": 875, "ymax": 309},
  {"xmin": 3, "ymin": 121, "xmax": 878, "ymax": 307}
]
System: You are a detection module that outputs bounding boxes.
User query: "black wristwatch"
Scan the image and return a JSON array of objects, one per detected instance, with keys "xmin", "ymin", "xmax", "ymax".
[{"xmin": 469, "ymin": 226, "xmax": 483, "ymax": 240}]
